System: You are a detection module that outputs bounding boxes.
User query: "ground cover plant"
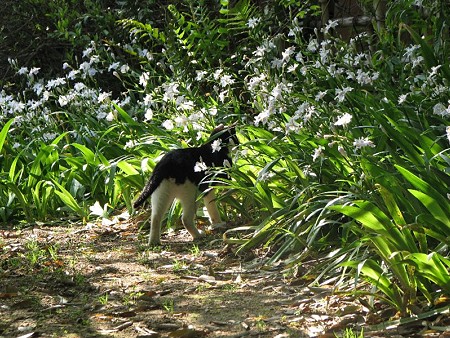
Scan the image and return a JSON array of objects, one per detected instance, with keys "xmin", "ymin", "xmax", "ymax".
[{"xmin": 1, "ymin": 0, "xmax": 449, "ymax": 336}]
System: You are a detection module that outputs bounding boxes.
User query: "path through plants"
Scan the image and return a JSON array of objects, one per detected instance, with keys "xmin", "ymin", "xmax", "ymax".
[{"xmin": 1, "ymin": 218, "xmax": 448, "ymax": 338}]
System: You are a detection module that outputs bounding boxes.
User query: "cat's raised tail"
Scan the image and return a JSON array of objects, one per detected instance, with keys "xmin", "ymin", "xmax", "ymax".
[{"xmin": 133, "ymin": 176, "xmax": 158, "ymax": 209}]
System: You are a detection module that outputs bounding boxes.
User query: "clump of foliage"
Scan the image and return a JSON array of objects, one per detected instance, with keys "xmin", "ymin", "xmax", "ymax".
[{"xmin": 1, "ymin": 0, "xmax": 449, "ymax": 319}]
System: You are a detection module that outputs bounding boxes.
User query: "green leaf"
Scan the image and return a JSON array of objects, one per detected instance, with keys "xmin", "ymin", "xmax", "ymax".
[
  {"xmin": 112, "ymin": 102, "xmax": 139, "ymax": 126},
  {"xmin": 408, "ymin": 189, "xmax": 450, "ymax": 228},
  {"xmin": 6, "ymin": 181, "xmax": 31, "ymax": 221},
  {"xmin": 343, "ymin": 259, "xmax": 404, "ymax": 310},
  {"xmin": 117, "ymin": 160, "xmax": 139, "ymax": 176},
  {"xmin": 396, "ymin": 165, "xmax": 450, "ymax": 215},
  {"xmin": 376, "ymin": 184, "xmax": 405, "ymax": 226},
  {"xmin": 52, "ymin": 180, "xmax": 86, "ymax": 218},
  {"xmin": 404, "ymin": 253, "xmax": 450, "ymax": 293},
  {"xmin": 0, "ymin": 118, "xmax": 14, "ymax": 153},
  {"xmin": 71, "ymin": 143, "xmax": 97, "ymax": 165}
]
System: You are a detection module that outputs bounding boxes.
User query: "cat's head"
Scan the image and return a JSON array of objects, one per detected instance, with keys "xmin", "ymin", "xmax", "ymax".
[{"xmin": 210, "ymin": 124, "xmax": 239, "ymax": 147}]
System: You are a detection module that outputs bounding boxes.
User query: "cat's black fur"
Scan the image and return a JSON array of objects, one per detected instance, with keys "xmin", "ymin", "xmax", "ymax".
[{"xmin": 133, "ymin": 125, "xmax": 238, "ymax": 245}]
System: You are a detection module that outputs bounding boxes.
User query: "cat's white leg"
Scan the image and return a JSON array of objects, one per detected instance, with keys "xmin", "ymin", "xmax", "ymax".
[
  {"xmin": 149, "ymin": 180, "xmax": 174, "ymax": 245},
  {"xmin": 204, "ymin": 189, "xmax": 225, "ymax": 227},
  {"xmin": 179, "ymin": 182, "xmax": 204, "ymax": 239}
]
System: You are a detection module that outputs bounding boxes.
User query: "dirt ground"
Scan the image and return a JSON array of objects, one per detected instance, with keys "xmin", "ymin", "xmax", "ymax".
[{"xmin": 1, "ymin": 216, "xmax": 449, "ymax": 338}]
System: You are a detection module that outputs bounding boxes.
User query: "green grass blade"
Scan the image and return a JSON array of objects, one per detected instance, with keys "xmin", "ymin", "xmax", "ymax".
[
  {"xmin": 52, "ymin": 179, "xmax": 86, "ymax": 218},
  {"xmin": 71, "ymin": 143, "xmax": 97, "ymax": 165},
  {"xmin": 409, "ymin": 189, "xmax": 450, "ymax": 229},
  {"xmin": 0, "ymin": 118, "xmax": 14, "ymax": 153},
  {"xmin": 396, "ymin": 165, "xmax": 450, "ymax": 215}
]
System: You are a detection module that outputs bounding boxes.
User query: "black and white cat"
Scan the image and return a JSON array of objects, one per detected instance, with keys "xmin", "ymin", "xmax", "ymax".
[{"xmin": 133, "ymin": 125, "xmax": 238, "ymax": 245}]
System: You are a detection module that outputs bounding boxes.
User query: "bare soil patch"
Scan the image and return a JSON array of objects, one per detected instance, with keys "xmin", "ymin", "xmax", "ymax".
[{"xmin": 1, "ymin": 218, "xmax": 449, "ymax": 338}]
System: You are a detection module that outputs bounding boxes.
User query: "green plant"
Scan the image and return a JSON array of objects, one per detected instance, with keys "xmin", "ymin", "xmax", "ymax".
[
  {"xmin": 189, "ymin": 244, "xmax": 201, "ymax": 257},
  {"xmin": 162, "ymin": 298, "xmax": 175, "ymax": 314},
  {"xmin": 123, "ymin": 290, "xmax": 144, "ymax": 305},
  {"xmin": 1, "ymin": 0, "xmax": 449, "ymax": 320},
  {"xmin": 172, "ymin": 259, "xmax": 188, "ymax": 272},
  {"xmin": 335, "ymin": 327, "xmax": 364, "ymax": 338},
  {"xmin": 98, "ymin": 293, "xmax": 109, "ymax": 306},
  {"xmin": 23, "ymin": 239, "xmax": 46, "ymax": 268}
]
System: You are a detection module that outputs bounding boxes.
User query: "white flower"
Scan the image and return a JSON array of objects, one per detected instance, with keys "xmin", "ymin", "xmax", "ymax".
[
  {"xmin": 220, "ymin": 74, "xmax": 235, "ymax": 87},
  {"xmin": 120, "ymin": 64, "xmax": 130, "ymax": 73},
  {"xmin": 412, "ymin": 55, "xmax": 424, "ymax": 68},
  {"xmin": 108, "ymin": 62, "xmax": 120, "ymax": 72},
  {"xmin": 253, "ymin": 45, "xmax": 266, "ymax": 57},
  {"xmin": 315, "ymin": 90, "xmax": 327, "ymax": 101},
  {"xmin": 79, "ymin": 62, "xmax": 97, "ymax": 76},
  {"xmin": 106, "ymin": 112, "xmax": 115, "ymax": 121},
  {"xmin": 353, "ymin": 137, "xmax": 375, "ymax": 150},
  {"xmin": 196, "ymin": 70, "xmax": 207, "ymax": 81},
  {"xmin": 334, "ymin": 113, "xmax": 352, "ymax": 127},
  {"xmin": 42, "ymin": 132, "xmax": 57, "ymax": 142},
  {"xmin": 141, "ymin": 94, "xmax": 151, "ymax": 106},
  {"xmin": 194, "ymin": 158, "xmax": 208, "ymax": 172},
  {"xmin": 403, "ymin": 45, "xmax": 419, "ymax": 61},
  {"xmin": 338, "ymin": 145, "xmax": 348, "ymax": 157},
  {"xmin": 174, "ymin": 115, "xmax": 189, "ymax": 129},
  {"xmin": 46, "ymin": 77, "xmax": 66, "ymax": 89},
  {"xmin": 287, "ymin": 64, "xmax": 298, "ymax": 73},
  {"xmin": 285, "ymin": 117, "xmax": 302, "ymax": 133},
  {"xmin": 89, "ymin": 201, "xmax": 109, "ymax": 218},
  {"xmin": 29, "ymin": 67, "xmax": 40, "ymax": 77},
  {"xmin": 433, "ymin": 102, "xmax": 450, "ymax": 117},
  {"xmin": 42, "ymin": 91, "xmax": 50, "ymax": 102},
  {"xmin": 211, "ymin": 139, "xmax": 222, "ymax": 153},
  {"xmin": 323, "ymin": 19, "xmax": 339, "ymax": 34},
  {"xmin": 139, "ymin": 72, "xmax": 150, "ymax": 87},
  {"xmin": 9, "ymin": 100, "xmax": 25, "ymax": 113},
  {"xmin": 281, "ymin": 46, "xmax": 295, "ymax": 63},
  {"xmin": 98, "ymin": 92, "xmax": 111, "ymax": 103},
  {"xmin": 312, "ymin": 145, "xmax": 325, "ymax": 162},
  {"xmin": 430, "ymin": 65, "xmax": 441, "ymax": 77},
  {"xmin": 254, "ymin": 109, "xmax": 271, "ymax": 126},
  {"xmin": 307, "ymin": 39, "xmax": 318, "ymax": 52},
  {"xmin": 270, "ymin": 58, "xmax": 283, "ymax": 69},
  {"xmin": 355, "ymin": 69, "xmax": 373, "ymax": 85},
  {"xmin": 398, "ymin": 94, "xmax": 408, "ymax": 104},
  {"xmin": 17, "ymin": 67, "xmax": 28, "ymax": 75},
  {"xmin": 124, "ymin": 140, "xmax": 137, "ymax": 149},
  {"xmin": 33, "ymin": 83, "xmax": 44, "ymax": 96},
  {"xmin": 74, "ymin": 82, "xmax": 86, "ymax": 92},
  {"xmin": 58, "ymin": 95, "xmax": 70, "ymax": 107},
  {"xmin": 247, "ymin": 17, "xmax": 260, "ymax": 28},
  {"xmin": 446, "ymin": 126, "xmax": 450, "ymax": 145},
  {"xmin": 68, "ymin": 69, "xmax": 80, "ymax": 80},
  {"xmin": 82, "ymin": 47, "xmax": 94, "ymax": 58},
  {"xmin": 335, "ymin": 87, "xmax": 353, "ymax": 102},
  {"xmin": 208, "ymin": 107, "xmax": 218, "ymax": 116},
  {"xmin": 213, "ymin": 69, "xmax": 223, "ymax": 80},
  {"xmin": 219, "ymin": 90, "xmax": 227, "ymax": 102},
  {"xmin": 162, "ymin": 82, "xmax": 180, "ymax": 101},
  {"xmin": 162, "ymin": 119, "xmax": 174, "ymax": 130},
  {"xmin": 177, "ymin": 98, "xmax": 195, "ymax": 110},
  {"xmin": 144, "ymin": 108, "xmax": 153, "ymax": 121}
]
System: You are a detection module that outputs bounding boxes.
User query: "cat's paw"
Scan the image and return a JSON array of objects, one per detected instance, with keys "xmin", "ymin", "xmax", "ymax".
[
  {"xmin": 148, "ymin": 237, "xmax": 161, "ymax": 246},
  {"xmin": 193, "ymin": 229, "xmax": 206, "ymax": 239},
  {"xmin": 209, "ymin": 222, "xmax": 227, "ymax": 230}
]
